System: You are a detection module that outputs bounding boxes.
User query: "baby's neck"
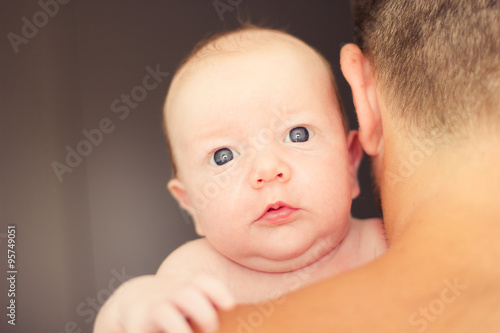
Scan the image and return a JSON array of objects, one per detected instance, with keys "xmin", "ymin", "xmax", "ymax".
[{"xmin": 222, "ymin": 217, "xmax": 386, "ymax": 303}]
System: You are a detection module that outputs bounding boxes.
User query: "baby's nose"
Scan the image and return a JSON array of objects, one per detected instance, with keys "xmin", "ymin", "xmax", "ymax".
[{"xmin": 249, "ymin": 155, "xmax": 291, "ymax": 189}]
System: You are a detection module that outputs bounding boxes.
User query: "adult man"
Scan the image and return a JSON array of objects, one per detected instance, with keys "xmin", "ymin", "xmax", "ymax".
[{"xmin": 214, "ymin": 0, "xmax": 500, "ymax": 331}]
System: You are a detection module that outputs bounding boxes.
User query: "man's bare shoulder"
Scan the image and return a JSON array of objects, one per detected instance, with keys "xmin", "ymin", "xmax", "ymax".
[{"xmin": 156, "ymin": 238, "xmax": 224, "ymax": 277}]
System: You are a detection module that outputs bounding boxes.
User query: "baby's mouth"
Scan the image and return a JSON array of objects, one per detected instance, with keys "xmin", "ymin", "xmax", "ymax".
[{"xmin": 255, "ymin": 201, "xmax": 298, "ymax": 225}]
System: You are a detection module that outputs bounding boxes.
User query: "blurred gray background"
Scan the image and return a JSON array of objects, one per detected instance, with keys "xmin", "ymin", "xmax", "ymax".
[{"xmin": 0, "ymin": 1, "xmax": 380, "ymax": 332}]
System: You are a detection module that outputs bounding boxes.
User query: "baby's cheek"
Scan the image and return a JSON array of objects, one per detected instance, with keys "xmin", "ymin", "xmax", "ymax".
[
  {"xmin": 309, "ymin": 151, "xmax": 350, "ymax": 186},
  {"xmin": 202, "ymin": 211, "xmax": 244, "ymax": 256},
  {"xmin": 308, "ymin": 155, "xmax": 352, "ymax": 211}
]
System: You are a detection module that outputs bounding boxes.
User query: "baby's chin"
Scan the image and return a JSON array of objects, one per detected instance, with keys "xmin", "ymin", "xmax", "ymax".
[{"xmin": 221, "ymin": 238, "xmax": 342, "ymax": 273}]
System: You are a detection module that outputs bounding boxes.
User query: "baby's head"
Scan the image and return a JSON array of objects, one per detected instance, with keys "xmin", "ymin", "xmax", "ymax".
[{"xmin": 164, "ymin": 27, "xmax": 363, "ymax": 272}]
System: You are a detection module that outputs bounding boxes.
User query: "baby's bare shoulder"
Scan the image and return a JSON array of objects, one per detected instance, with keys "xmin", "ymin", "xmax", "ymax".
[
  {"xmin": 352, "ymin": 217, "xmax": 388, "ymax": 258},
  {"xmin": 156, "ymin": 238, "xmax": 223, "ymax": 277},
  {"xmin": 361, "ymin": 217, "xmax": 385, "ymax": 236}
]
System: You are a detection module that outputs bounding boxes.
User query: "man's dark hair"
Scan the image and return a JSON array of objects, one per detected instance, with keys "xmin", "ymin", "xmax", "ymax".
[{"xmin": 351, "ymin": 0, "xmax": 500, "ymax": 139}]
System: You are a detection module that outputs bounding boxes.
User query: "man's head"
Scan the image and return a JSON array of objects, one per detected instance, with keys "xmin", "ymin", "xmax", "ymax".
[
  {"xmin": 163, "ymin": 27, "xmax": 363, "ymax": 271},
  {"xmin": 351, "ymin": 0, "xmax": 500, "ymax": 140},
  {"xmin": 341, "ymin": 0, "xmax": 500, "ymax": 237}
]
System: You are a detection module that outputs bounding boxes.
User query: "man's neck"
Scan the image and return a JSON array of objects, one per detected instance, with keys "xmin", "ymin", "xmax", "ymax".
[{"xmin": 381, "ymin": 135, "xmax": 500, "ymax": 243}]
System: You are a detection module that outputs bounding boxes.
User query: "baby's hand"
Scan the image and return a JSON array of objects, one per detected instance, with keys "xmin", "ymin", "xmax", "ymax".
[{"xmin": 94, "ymin": 273, "xmax": 235, "ymax": 333}]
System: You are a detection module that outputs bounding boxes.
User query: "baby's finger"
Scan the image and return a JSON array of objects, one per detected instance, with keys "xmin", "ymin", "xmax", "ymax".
[
  {"xmin": 151, "ymin": 302, "xmax": 193, "ymax": 333},
  {"xmin": 173, "ymin": 288, "xmax": 220, "ymax": 333},
  {"xmin": 192, "ymin": 275, "xmax": 235, "ymax": 310}
]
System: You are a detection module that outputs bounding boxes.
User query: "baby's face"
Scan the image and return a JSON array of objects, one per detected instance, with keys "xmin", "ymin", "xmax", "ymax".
[{"xmin": 166, "ymin": 40, "xmax": 361, "ymax": 272}]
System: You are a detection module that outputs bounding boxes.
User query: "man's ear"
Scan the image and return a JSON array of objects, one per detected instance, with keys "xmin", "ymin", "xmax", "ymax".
[
  {"xmin": 167, "ymin": 178, "xmax": 205, "ymax": 236},
  {"xmin": 346, "ymin": 130, "xmax": 363, "ymax": 199},
  {"xmin": 340, "ymin": 43, "xmax": 383, "ymax": 156}
]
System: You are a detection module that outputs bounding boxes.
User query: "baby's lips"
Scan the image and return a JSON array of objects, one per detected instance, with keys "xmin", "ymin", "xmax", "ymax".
[{"xmin": 255, "ymin": 200, "xmax": 291, "ymax": 221}]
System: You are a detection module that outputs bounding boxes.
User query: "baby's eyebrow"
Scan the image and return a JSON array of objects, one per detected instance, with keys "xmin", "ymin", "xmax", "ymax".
[
  {"xmin": 190, "ymin": 109, "xmax": 315, "ymax": 146},
  {"xmin": 196, "ymin": 115, "xmax": 256, "ymax": 140},
  {"xmin": 190, "ymin": 128, "xmax": 239, "ymax": 152},
  {"xmin": 193, "ymin": 126, "xmax": 233, "ymax": 143}
]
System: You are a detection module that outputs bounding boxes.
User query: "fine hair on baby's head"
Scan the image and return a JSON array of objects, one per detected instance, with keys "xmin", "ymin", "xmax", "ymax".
[
  {"xmin": 163, "ymin": 25, "xmax": 348, "ymax": 177},
  {"xmin": 351, "ymin": 0, "xmax": 500, "ymax": 141},
  {"xmin": 163, "ymin": 23, "xmax": 364, "ymax": 272}
]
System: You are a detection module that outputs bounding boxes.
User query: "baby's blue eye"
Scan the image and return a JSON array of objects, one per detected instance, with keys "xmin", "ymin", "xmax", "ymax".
[
  {"xmin": 210, "ymin": 148, "xmax": 239, "ymax": 166},
  {"xmin": 285, "ymin": 126, "xmax": 313, "ymax": 143}
]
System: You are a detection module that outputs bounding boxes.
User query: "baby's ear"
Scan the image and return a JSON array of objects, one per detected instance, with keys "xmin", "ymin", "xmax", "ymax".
[
  {"xmin": 167, "ymin": 178, "xmax": 191, "ymax": 212},
  {"xmin": 347, "ymin": 130, "xmax": 363, "ymax": 199},
  {"xmin": 340, "ymin": 43, "xmax": 383, "ymax": 156},
  {"xmin": 167, "ymin": 178, "xmax": 206, "ymax": 236}
]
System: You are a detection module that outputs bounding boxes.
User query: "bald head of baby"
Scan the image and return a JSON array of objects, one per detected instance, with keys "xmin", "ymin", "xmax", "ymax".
[{"xmin": 163, "ymin": 27, "xmax": 347, "ymax": 178}]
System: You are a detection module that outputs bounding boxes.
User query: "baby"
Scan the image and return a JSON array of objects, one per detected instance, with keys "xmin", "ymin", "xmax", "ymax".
[{"xmin": 94, "ymin": 27, "xmax": 387, "ymax": 333}]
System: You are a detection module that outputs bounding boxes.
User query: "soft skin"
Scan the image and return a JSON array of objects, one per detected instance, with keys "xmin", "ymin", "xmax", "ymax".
[
  {"xmin": 93, "ymin": 30, "xmax": 388, "ymax": 333},
  {"xmin": 208, "ymin": 43, "xmax": 500, "ymax": 333},
  {"xmin": 166, "ymin": 35, "xmax": 368, "ymax": 273}
]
